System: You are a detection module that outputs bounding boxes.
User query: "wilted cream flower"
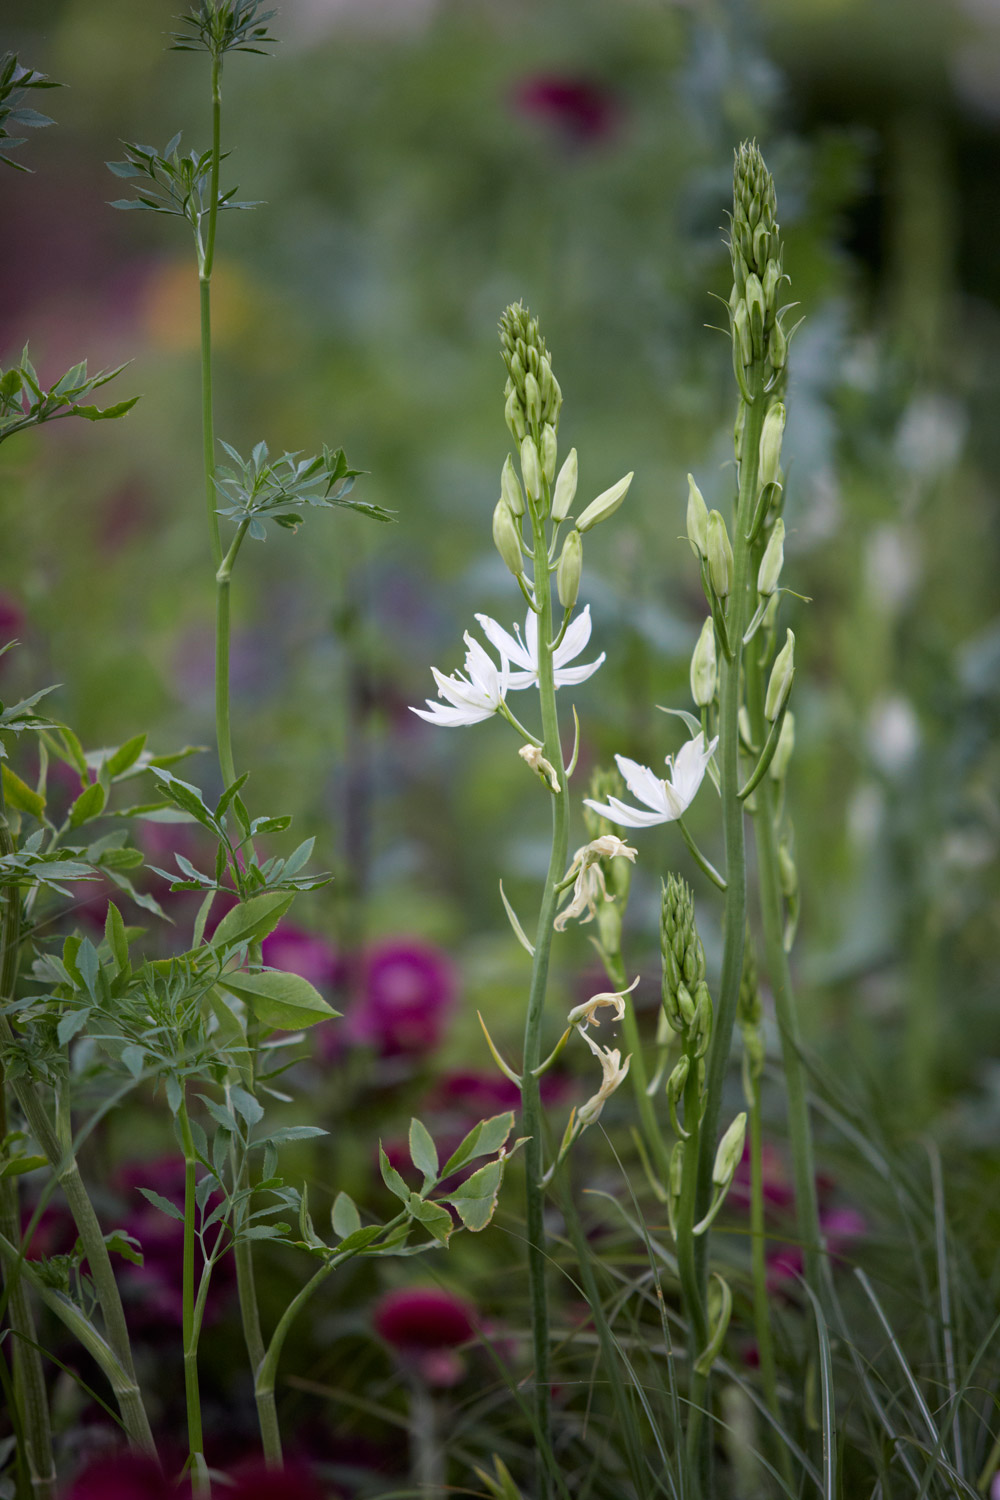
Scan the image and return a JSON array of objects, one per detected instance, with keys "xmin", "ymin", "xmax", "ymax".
[
  {"xmin": 518, "ymin": 743, "xmax": 560, "ymax": 792},
  {"xmin": 553, "ymin": 835, "xmax": 637, "ymax": 931},
  {"xmin": 567, "ymin": 975, "xmax": 640, "ymax": 1029},
  {"xmin": 576, "ymin": 1026, "xmax": 631, "ymax": 1127}
]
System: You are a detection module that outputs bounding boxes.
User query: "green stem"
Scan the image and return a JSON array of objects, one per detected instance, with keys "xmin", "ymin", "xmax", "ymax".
[
  {"xmin": 519, "ymin": 501, "xmax": 571, "ymax": 1495},
  {"xmin": 177, "ymin": 1096, "xmax": 206, "ymax": 1480},
  {"xmin": 200, "ymin": 56, "xmax": 223, "ymax": 572},
  {"xmin": 675, "ymin": 1060, "xmax": 709, "ymax": 1488},
  {"xmin": 0, "ymin": 780, "xmax": 56, "ymax": 1500},
  {"xmin": 745, "ymin": 659, "xmax": 824, "ymax": 1294},
  {"xmin": 599, "ymin": 947, "xmax": 671, "ymax": 1187},
  {"xmin": 215, "ymin": 520, "xmax": 249, "ymax": 788},
  {"xmin": 746, "ymin": 1069, "xmax": 792, "ymax": 1489}
]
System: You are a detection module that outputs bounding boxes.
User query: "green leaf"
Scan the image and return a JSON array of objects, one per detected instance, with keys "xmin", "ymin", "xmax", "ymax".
[
  {"xmin": 120, "ymin": 1044, "xmax": 146, "ymax": 1079},
  {"xmin": 334, "ymin": 1224, "xmax": 382, "ymax": 1255},
  {"xmin": 104, "ymin": 1229, "xmax": 144, "ymax": 1267},
  {"xmin": 331, "ymin": 1191, "xmax": 361, "ymax": 1239},
  {"xmin": 196, "ymin": 1095, "xmax": 238, "ymax": 1134},
  {"xmin": 106, "ymin": 733, "xmax": 147, "ymax": 778},
  {"xmin": 2, "ymin": 764, "xmax": 44, "ymax": 817},
  {"xmin": 68, "ymin": 780, "xmax": 106, "ymax": 828},
  {"xmin": 447, "ymin": 1159, "xmax": 505, "ymax": 1233},
  {"xmin": 74, "ymin": 396, "xmax": 140, "ymax": 421},
  {"xmin": 379, "ymin": 1145, "xmax": 409, "ymax": 1203},
  {"xmin": 210, "ymin": 891, "xmax": 294, "ymax": 951},
  {"xmin": 409, "ymin": 1118, "xmax": 439, "ymax": 1185},
  {"xmin": 221, "ymin": 969, "xmax": 339, "ymax": 1032},
  {"xmin": 441, "ymin": 1112, "xmax": 515, "ymax": 1178},
  {"xmin": 408, "ymin": 1195, "xmax": 453, "ymax": 1245},
  {"xmin": 136, "ymin": 1186, "xmax": 184, "ymax": 1222},
  {"xmin": 150, "ymin": 769, "xmax": 217, "ymax": 832},
  {"xmin": 264, "ymin": 1126, "xmax": 327, "ymax": 1144},
  {"xmin": 104, "ymin": 902, "xmax": 130, "ymax": 974},
  {"xmin": 56, "ymin": 1009, "xmax": 90, "ymax": 1046},
  {"xmin": 229, "ymin": 1085, "xmax": 263, "ymax": 1128},
  {"xmin": 0, "ymin": 1155, "xmax": 48, "ymax": 1178}
]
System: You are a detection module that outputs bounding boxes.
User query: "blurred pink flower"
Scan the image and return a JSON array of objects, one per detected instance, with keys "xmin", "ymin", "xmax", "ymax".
[
  {"xmin": 512, "ymin": 75, "xmax": 620, "ymax": 145},
  {"xmin": 729, "ymin": 1138, "xmax": 794, "ymax": 1213},
  {"xmin": 0, "ymin": 593, "xmax": 25, "ymax": 661},
  {"xmin": 346, "ymin": 938, "xmax": 456, "ymax": 1057},
  {"xmin": 63, "ymin": 1453, "xmax": 182, "ymax": 1500},
  {"xmin": 226, "ymin": 1458, "xmax": 327, "ymax": 1500},
  {"xmin": 262, "ymin": 921, "xmax": 342, "ymax": 992},
  {"xmin": 373, "ymin": 1286, "xmax": 476, "ymax": 1387},
  {"xmin": 767, "ymin": 1204, "xmax": 867, "ymax": 1292}
]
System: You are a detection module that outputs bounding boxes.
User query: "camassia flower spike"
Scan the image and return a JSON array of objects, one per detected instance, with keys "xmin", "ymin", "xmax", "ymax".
[
  {"xmin": 475, "ymin": 603, "xmax": 604, "ymax": 690},
  {"xmin": 410, "ymin": 633, "xmax": 509, "ymax": 727},
  {"xmin": 584, "ymin": 731, "xmax": 718, "ymax": 828}
]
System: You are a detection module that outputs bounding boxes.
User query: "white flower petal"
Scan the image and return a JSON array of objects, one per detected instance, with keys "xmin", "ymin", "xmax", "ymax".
[
  {"xmin": 553, "ymin": 603, "xmax": 593, "ymax": 667},
  {"xmin": 583, "ymin": 795, "xmax": 674, "ymax": 829},
  {"xmin": 669, "ymin": 732, "xmax": 717, "ymax": 807},
  {"xmin": 614, "ymin": 755, "xmax": 668, "ymax": 814},
  {"xmin": 553, "ymin": 651, "xmax": 605, "ymax": 687},
  {"xmin": 475, "ymin": 613, "xmax": 531, "ymax": 672}
]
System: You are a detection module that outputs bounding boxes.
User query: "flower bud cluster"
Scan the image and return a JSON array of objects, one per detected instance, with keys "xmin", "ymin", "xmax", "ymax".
[
  {"xmin": 728, "ymin": 142, "xmax": 794, "ymax": 392},
  {"xmin": 500, "ymin": 300, "xmax": 562, "ymax": 444},
  {"xmin": 660, "ymin": 874, "xmax": 710, "ymax": 1050}
]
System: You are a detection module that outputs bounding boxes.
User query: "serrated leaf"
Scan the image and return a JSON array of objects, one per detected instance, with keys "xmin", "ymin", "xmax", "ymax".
[
  {"xmin": 104, "ymin": 1229, "xmax": 144, "ymax": 1267},
  {"xmin": 447, "ymin": 1158, "xmax": 505, "ymax": 1233},
  {"xmin": 441, "ymin": 1112, "xmax": 515, "ymax": 1178},
  {"xmin": 221, "ymin": 969, "xmax": 339, "ymax": 1032},
  {"xmin": 409, "ymin": 1118, "xmax": 439, "ymax": 1184},
  {"xmin": 56, "ymin": 1009, "xmax": 90, "ymax": 1046},
  {"xmin": 379, "ymin": 1145, "xmax": 409, "ymax": 1203},
  {"xmin": 331, "ymin": 1191, "xmax": 361, "ymax": 1239},
  {"xmin": 136, "ymin": 1186, "xmax": 184, "ymax": 1222},
  {"xmin": 76, "ymin": 939, "xmax": 99, "ymax": 1000},
  {"xmin": 264, "ymin": 1126, "xmax": 327, "ymax": 1145},
  {"xmin": 334, "ymin": 1224, "xmax": 382, "ymax": 1255},
  {"xmin": 2, "ymin": 764, "xmax": 44, "ymax": 817},
  {"xmin": 104, "ymin": 901, "xmax": 130, "ymax": 974},
  {"xmin": 196, "ymin": 1095, "xmax": 238, "ymax": 1134},
  {"xmin": 120, "ymin": 1043, "xmax": 146, "ymax": 1079},
  {"xmin": 68, "ymin": 780, "xmax": 106, "ymax": 828},
  {"xmin": 241, "ymin": 1224, "xmax": 287, "ymax": 1241},
  {"xmin": 408, "ymin": 1195, "xmax": 453, "ymax": 1245},
  {"xmin": 229, "ymin": 1085, "xmax": 263, "ymax": 1128},
  {"xmin": 210, "ymin": 891, "xmax": 294, "ymax": 951}
]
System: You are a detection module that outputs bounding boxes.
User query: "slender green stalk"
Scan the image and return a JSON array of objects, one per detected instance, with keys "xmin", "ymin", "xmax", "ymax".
[
  {"xmin": 519, "ymin": 504, "xmax": 571, "ymax": 1493},
  {"xmin": 746, "ymin": 1070, "xmax": 791, "ymax": 1488},
  {"xmin": 200, "ymin": 56, "xmax": 223, "ymax": 572},
  {"xmin": 745, "ymin": 660, "xmax": 823, "ymax": 1291},
  {"xmin": 694, "ymin": 376, "xmax": 763, "ymax": 1259},
  {"xmin": 0, "ymin": 777, "xmax": 56, "ymax": 1500},
  {"xmin": 215, "ymin": 520, "xmax": 249, "ymax": 788},
  {"xmin": 177, "ymin": 1096, "xmax": 206, "ymax": 1483},
  {"xmin": 600, "ymin": 947, "xmax": 671, "ymax": 1186},
  {"xmin": 675, "ymin": 1062, "xmax": 710, "ymax": 1477}
]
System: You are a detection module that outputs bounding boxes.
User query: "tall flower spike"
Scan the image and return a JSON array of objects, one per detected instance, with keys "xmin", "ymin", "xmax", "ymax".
[
  {"xmin": 660, "ymin": 874, "xmax": 706, "ymax": 1033},
  {"xmin": 475, "ymin": 605, "xmax": 604, "ymax": 691},
  {"xmin": 500, "ymin": 301, "xmax": 562, "ymax": 445},
  {"xmin": 583, "ymin": 732, "xmax": 717, "ymax": 829}
]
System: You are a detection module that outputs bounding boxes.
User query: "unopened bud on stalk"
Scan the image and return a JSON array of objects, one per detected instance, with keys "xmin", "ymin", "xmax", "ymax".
[
  {"xmin": 691, "ymin": 980, "xmax": 713, "ymax": 1058},
  {"xmin": 734, "ymin": 403, "xmax": 747, "ymax": 463},
  {"xmin": 520, "ymin": 435, "xmax": 542, "ymax": 501},
  {"xmin": 712, "ymin": 1112, "xmax": 747, "ymax": 1188},
  {"xmin": 501, "ymin": 454, "xmax": 525, "ymax": 517},
  {"xmin": 493, "ymin": 499, "xmax": 524, "ymax": 578},
  {"xmin": 505, "ymin": 388, "xmax": 525, "ymax": 442},
  {"xmin": 551, "ymin": 447, "xmax": 578, "ymax": 521},
  {"xmin": 538, "ymin": 354, "xmax": 554, "ymax": 404},
  {"xmin": 666, "ymin": 1054, "xmax": 690, "ymax": 1106},
  {"xmin": 733, "ymin": 300, "xmax": 752, "ymax": 367},
  {"xmin": 525, "ymin": 370, "xmax": 542, "ymax": 427},
  {"xmin": 670, "ymin": 1140, "xmax": 685, "ymax": 1201},
  {"xmin": 661, "ymin": 875, "xmax": 706, "ymax": 1031},
  {"xmin": 540, "ymin": 422, "xmax": 558, "ymax": 486},
  {"xmin": 769, "ymin": 709, "xmax": 795, "ymax": 781},
  {"xmin": 762, "ymin": 258, "xmax": 780, "ymax": 311},
  {"xmin": 706, "ymin": 510, "xmax": 734, "ymax": 598},
  {"xmin": 576, "ymin": 472, "xmax": 633, "ymax": 533},
  {"xmin": 690, "ymin": 616, "xmax": 717, "ymax": 707},
  {"xmin": 745, "ymin": 272, "xmax": 765, "ymax": 351},
  {"xmin": 758, "ymin": 403, "xmax": 785, "ymax": 490},
  {"xmin": 778, "ymin": 840, "xmax": 798, "ymax": 899},
  {"xmin": 686, "ymin": 474, "xmax": 710, "ymax": 558},
  {"xmin": 757, "ymin": 517, "xmax": 785, "ymax": 597},
  {"xmin": 768, "ymin": 319, "xmax": 788, "ymax": 371},
  {"xmin": 765, "ymin": 629, "xmax": 795, "ymax": 721},
  {"xmin": 557, "ymin": 528, "xmax": 583, "ymax": 609}
]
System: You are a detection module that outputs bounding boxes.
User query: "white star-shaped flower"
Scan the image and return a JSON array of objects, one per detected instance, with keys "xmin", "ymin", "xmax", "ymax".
[
  {"xmin": 475, "ymin": 604, "xmax": 604, "ymax": 691},
  {"xmin": 583, "ymin": 732, "xmax": 719, "ymax": 828},
  {"xmin": 410, "ymin": 633, "xmax": 509, "ymax": 728}
]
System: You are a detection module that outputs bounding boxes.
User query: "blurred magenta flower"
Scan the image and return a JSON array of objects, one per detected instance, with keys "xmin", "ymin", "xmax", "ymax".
[
  {"xmin": 0, "ymin": 593, "xmax": 25, "ymax": 659},
  {"xmin": 513, "ymin": 75, "xmax": 620, "ymax": 145},
  {"xmin": 767, "ymin": 1203, "xmax": 867, "ymax": 1292},
  {"xmin": 373, "ymin": 1286, "xmax": 476, "ymax": 1387},
  {"xmin": 225, "ymin": 1458, "xmax": 327, "ymax": 1500},
  {"xmin": 262, "ymin": 921, "xmax": 342, "ymax": 992},
  {"xmin": 63, "ymin": 1453, "xmax": 183, "ymax": 1500},
  {"xmin": 346, "ymin": 938, "xmax": 456, "ymax": 1056}
]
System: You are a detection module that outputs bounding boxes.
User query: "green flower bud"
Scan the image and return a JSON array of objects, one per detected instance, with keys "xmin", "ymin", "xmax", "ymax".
[
  {"xmin": 493, "ymin": 498, "xmax": 524, "ymax": 578},
  {"xmin": 669, "ymin": 1140, "xmax": 685, "ymax": 1201},
  {"xmin": 520, "ymin": 435, "xmax": 542, "ymax": 501},
  {"xmin": 576, "ymin": 471, "xmax": 633, "ymax": 533},
  {"xmin": 546, "ymin": 370, "xmax": 563, "ymax": 426},
  {"xmin": 762, "ymin": 258, "xmax": 780, "ymax": 313},
  {"xmin": 686, "ymin": 474, "xmax": 710, "ymax": 558},
  {"xmin": 769, "ymin": 709, "xmax": 795, "ymax": 781},
  {"xmin": 666, "ymin": 1054, "xmax": 690, "ymax": 1107},
  {"xmin": 733, "ymin": 300, "xmax": 752, "ymax": 367},
  {"xmin": 757, "ymin": 517, "xmax": 785, "ymax": 597},
  {"xmin": 505, "ymin": 388, "xmax": 525, "ymax": 442},
  {"xmin": 551, "ymin": 447, "xmax": 578, "ymax": 522},
  {"xmin": 509, "ymin": 351, "xmax": 526, "ymax": 388},
  {"xmin": 501, "ymin": 454, "xmax": 525, "ymax": 517},
  {"xmin": 778, "ymin": 840, "xmax": 798, "ymax": 899},
  {"xmin": 768, "ymin": 319, "xmax": 788, "ymax": 371},
  {"xmin": 690, "ymin": 616, "xmax": 717, "ymax": 707},
  {"xmin": 758, "ymin": 402, "xmax": 786, "ymax": 490},
  {"xmin": 661, "ymin": 875, "xmax": 705, "ymax": 1030},
  {"xmin": 538, "ymin": 354, "xmax": 554, "ymax": 404},
  {"xmin": 706, "ymin": 510, "xmax": 734, "ymax": 598},
  {"xmin": 745, "ymin": 272, "xmax": 765, "ymax": 352},
  {"xmin": 765, "ymin": 628, "xmax": 795, "ymax": 722},
  {"xmin": 540, "ymin": 422, "xmax": 558, "ymax": 486},
  {"xmin": 691, "ymin": 980, "xmax": 713, "ymax": 1058},
  {"xmin": 525, "ymin": 370, "xmax": 542, "ymax": 427},
  {"xmin": 712, "ymin": 1112, "xmax": 747, "ymax": 1188},
  {"xmin": 734, "ymin": 403, "xmax": 747, "ymax": 463},
  {"xmin": 557, "ymin": 528, "xmax": 583, "ymax": 610}
]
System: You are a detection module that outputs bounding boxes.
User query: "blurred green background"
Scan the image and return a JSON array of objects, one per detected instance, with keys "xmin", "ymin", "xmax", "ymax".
[{"xmin": 2, "ymin": 0, "xmax": 999, "ymax": 1117}]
